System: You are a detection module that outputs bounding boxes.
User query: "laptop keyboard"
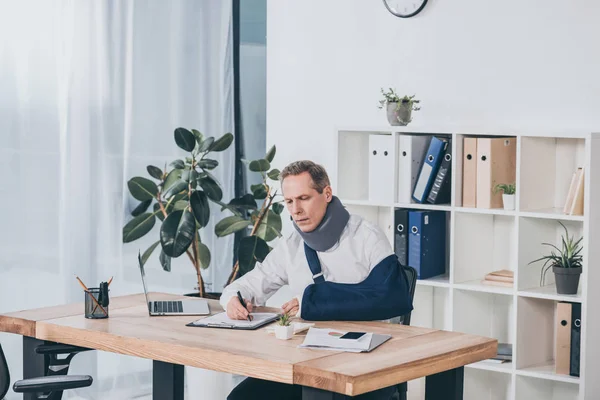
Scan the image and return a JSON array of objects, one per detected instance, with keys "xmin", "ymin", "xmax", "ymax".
[{"xmin": 152, "ymin": 301, "xmax": 183, "ymax": 313}]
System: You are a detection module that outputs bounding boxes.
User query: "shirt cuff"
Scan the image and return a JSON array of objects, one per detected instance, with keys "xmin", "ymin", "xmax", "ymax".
[{"xmin": 295, "ymin": 294, "xmax": 303, "ymax": 319}]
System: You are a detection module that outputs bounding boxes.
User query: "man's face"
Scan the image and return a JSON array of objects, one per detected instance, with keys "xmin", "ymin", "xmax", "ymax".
[{"xmin": 282, "ymin": 172, "xmax": 332, "ymax": 233}]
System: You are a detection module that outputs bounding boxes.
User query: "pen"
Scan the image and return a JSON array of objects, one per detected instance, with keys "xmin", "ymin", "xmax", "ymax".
[
  {"xmin": 75, "ymin": 275, "xmax": 107, "ymax": 316},
  {"xmin": 237, "ymin": 291, "xmax": 252, "ymax": 321}
]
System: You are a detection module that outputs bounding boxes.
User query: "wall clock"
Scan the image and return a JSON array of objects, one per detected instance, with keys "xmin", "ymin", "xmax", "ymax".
[{"xmin": 383, "ymin": 0, "xmax": 428, "ymax": 18}]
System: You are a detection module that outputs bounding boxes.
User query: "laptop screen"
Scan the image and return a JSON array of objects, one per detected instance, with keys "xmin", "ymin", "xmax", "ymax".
[{"xmin": 137, "ymin": 253, "xmax": 152, "ymax": 315}]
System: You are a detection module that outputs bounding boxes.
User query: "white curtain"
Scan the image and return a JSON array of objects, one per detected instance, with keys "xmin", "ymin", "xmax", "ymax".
[{"xmin": 0, "ymin": 1, "xmax": 234, "ymax": 398}]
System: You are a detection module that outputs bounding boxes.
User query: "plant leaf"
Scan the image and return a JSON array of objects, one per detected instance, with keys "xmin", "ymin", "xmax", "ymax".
[
  {"xmin": 197, "ymin": 159, "xmax": 219, "ymax": 170},
  {"xmin": 215, "ymin": 215, "xmax": 251, "ymax": 237},
  {"xmin": 147, "ymin": 165, "xmax": 163, "ymax": 180},
  {"xmin": 173, "ymin": 200, "xmax": 189, "ymax": 211},
  {"xmin": 191, "ymin": 129, "xmax": 203, "ymax": 143},
  {"xmin": 199, "ymin": 137, "xmax": 215, "ymax": 153},
  {"xmin": 267, "ymin": 169, "xmax": 280, "ymax": 180},
  {"xmin": 170, "ymin": 159, "xmax": 185, "ymax": 169},
  {"xmin": 197, "ymin": 239, "xmax": 211, "ymax": 269},
  {"xmin": 159, "ymin": 250, "xmax": 172, "ymax": 272},
  {"xmin": 272, "ymin": 203, "xmax": 284, "ymax": 215},
  {"xmin": 160, "ymin": 209, "xmax": 196, "ymax": 258},
  {"xmin": 163, "ymin": 179, "xmax": 188, "ymax": 199},
  {"xmin": 141, "ymin": 241, "xmax": 160, "ymax": 266},
  {"xmin": 190, "ymin": 190, "xmax": 210, "ymax": 227},
  {"xmin": 199, "ymin": 176, "xmax": 223, "ymax": 201},
  {"xmin": 174, "ymin": 127, "xmax": 196, "ymax": 152},
  {"xmin": 252, "ymin": 185, "xmax": 268, "ymax": 200},
  {"xmin": 123, "ymin": 212, "xmax": 156, "ymax": 243},
  {"xmin": 255, "ymin": 210, "xmax": 282, "ymax": 242},
  {"xmin": 131, "ymin": 199, "xmax": 152, "ymax": 217},
  {"xmin": 238, "ymin": 235, "xmax": 270, "ymax": 276},
  {"xmin": 128, "ymin": 177, "xmax": 158, "ymax": 201},
  {"xmin": 209, "ymin": 132, "xmax": 233, "ymax": 152},
  {"xmin": 265, "ymin": 145, "xmax": 276, "ymax": 163},
  {"xmin": 249, "ymin": 159, "xmax": 270, "ymax": 172},
  {"xmin": 224, "ymin": 194, "xmax": 257, "ymax": 211},
  {"xmin": 163, "ymin": 169, "xmax": 183, "ymax": 193}
]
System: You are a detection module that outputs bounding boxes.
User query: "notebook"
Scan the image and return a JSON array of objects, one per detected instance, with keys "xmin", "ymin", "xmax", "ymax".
[
  {"xmin": 299, "ymin": 328, "xmax": 391, "ymax": 353},
  {"xmin": 186, "ymin": 312, "xmax": 280, "ymax": 330}
]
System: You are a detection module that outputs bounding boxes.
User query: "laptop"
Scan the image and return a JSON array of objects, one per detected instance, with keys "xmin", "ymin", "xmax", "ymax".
[{"xmin": 138, "ymin": 253, "xmax": 210, "ymax": 316}]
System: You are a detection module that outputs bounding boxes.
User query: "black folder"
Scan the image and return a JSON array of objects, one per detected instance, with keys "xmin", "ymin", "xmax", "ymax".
[
  {"xmin": 394, "ymin": 209, "xmax": 409, "ymax": 266},
  {"xmin": 570, "ymin": 303, "xmax": 581, "ymax": 377},
  {"xmin": 426, "ymin": 146, "xmax": 452, "ymax": 204}
]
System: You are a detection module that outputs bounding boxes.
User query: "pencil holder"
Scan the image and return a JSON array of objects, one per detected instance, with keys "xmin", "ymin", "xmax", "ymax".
[{"xmin": 84, "ymin": 287, "xmax": 109, "ymax": 319}]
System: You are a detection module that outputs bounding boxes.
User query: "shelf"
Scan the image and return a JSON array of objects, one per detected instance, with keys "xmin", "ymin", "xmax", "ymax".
[
  {"xmin": 464, "ymin": 368, "xmax": 513, "ymax": 400},
  {"xmin": 454, "ymin": 280, "xmax": 514, "ymax": 296},
  {"xmin": 467, "ymin": 360, "xmax": 513, "ymax": 374},
  {"xmin": 454, "ymin": 290, "xmax": 513, "ymax": 345},
  {"xmin": 393, "ymin": 202, "xmax": 452, "ymax": 211},
  {"xmin": 515, "ymin": 375, "xmax": 579, "ymax": 400},
  {"xmin": 519, "ymin": 208, "xmax": 584, "ymax": 222},
  {"xmin": 455, "ymin": 207, "xmax": 516, "ymax": 217},
  {"xmin": 416, "ymin": 275, "xmax": 450, "ymax": 287},
  {"xmin": 411, "ymin": 286, "xmax": 451, "ymax": 331},
  {"xmin": 518, "ymin": 285, "xmax": 582, "ymax": 303},
  {"xmin": 517, "ymin": 361, "xmax": 580, "ymax": 384}
]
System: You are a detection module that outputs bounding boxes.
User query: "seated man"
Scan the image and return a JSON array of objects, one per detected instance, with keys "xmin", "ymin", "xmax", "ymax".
[{"xmin": 220, "ymin": 160, "xmax": 412, "ymax": 400}]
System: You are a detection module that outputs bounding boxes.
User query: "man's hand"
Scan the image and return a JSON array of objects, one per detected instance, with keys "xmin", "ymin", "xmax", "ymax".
[
  {"xmin": 226, "ymin": 296, "xmax": 254, "ymax": 320},
  {"xmin": 282, "ymin": 297, "xmax": 299, "ymax": 317}
]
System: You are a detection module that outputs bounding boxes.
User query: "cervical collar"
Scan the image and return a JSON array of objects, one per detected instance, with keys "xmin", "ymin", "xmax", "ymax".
[{"xmin": 293, "ymin": 196, "xmax": 350, "ymax": 252}]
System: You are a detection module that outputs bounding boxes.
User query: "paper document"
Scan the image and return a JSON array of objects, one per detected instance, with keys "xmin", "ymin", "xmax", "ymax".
[
  {"xmin": 188, "ymin": 312, "xmax": 279, "ymax": 329},
  {"xmin": 299, "ymin": 328, "xmax": 391, "ymax": 353}
]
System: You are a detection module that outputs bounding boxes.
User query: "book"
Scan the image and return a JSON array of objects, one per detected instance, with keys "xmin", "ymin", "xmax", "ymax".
[{"xmin": 299, "ymin": 328, "xmax": 391, "ymax": 353}]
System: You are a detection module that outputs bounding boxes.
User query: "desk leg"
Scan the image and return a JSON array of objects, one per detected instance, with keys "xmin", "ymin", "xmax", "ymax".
[
  {"xmin": 425, "ymin": 366, "xmax": 464, "ymax": 400},
  {"xmin": 153, "ymin": 360, "xmax": 184, "ymax": 400},
  {"xmin": 23, "ymin": 336, "xmax": 47, "ymax": 400}
]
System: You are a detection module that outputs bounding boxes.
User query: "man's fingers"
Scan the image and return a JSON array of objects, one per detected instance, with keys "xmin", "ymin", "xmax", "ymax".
[{"xmin": 246, "ymin": 301, "xmax": 253, "ymax": 313}]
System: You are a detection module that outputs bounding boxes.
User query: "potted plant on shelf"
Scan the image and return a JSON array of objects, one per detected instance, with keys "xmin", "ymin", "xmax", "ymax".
[
  {"xmin": 377, "ymin": 88, "xmax": 421, "ymax": 126},
  {"xmin": 274, "ymin": 313, "xmax": 294, "ymax": 340},
  {"xmin": 528, "ymin": 221, "xmax": 583, "ymax": 295},
  {"xmin": 122, "ymin": 127, "xmax": 234, "ymax": 299},
  {"xmin": 215, "ymin": 145, "xmax": 284, "ymax": 285},
  {"xmin": 493, "ymin": 183, "xmax": 516, "ymax": 210}
]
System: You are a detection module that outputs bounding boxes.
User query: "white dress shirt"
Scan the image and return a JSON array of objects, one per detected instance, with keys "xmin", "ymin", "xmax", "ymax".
[{"xmin": 219, "ymin": 214, "xmax": 393, "ymax": 318}]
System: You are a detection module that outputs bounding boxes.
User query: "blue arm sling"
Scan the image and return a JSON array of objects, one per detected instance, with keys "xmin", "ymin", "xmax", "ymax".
[{"xmin": 300, "ymin": 243, "xmax": 414, "ymax": 321}]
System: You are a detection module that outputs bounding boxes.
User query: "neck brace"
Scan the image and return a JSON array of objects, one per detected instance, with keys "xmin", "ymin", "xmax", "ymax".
[{"xmin": 293, "ymin": 196, "xmax": 350, "ymax": 252}]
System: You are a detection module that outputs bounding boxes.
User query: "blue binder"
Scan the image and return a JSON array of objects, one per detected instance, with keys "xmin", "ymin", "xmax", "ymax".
[
  {"xmin": 412, "ymin": 137, "xmax": 448, "ymax": 203},
  {"xmin": 408, "ymin": 210, "xmax": 446, "ymax": 279}
]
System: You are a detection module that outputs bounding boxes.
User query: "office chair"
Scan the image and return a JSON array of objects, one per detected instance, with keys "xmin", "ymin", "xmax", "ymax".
[
  {"xmin": 0, "ymin": 343, "xmax": 93, "ymax": 400},
  {"xmin": 392, "ymin": 265, "xmax": 418, "ymax": 400}
]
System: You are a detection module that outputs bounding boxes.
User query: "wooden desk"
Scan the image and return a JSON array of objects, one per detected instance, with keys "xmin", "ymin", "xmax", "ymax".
[{"xmin": 1, "ymin": 293, "xmax": 497, "ymax": 399}]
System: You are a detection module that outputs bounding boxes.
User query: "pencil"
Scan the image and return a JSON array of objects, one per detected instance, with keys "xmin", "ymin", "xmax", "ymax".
[
  {"xmin": 107, "ymin": 276, "xmax": 113, "ymax": 286},
  {"xmin": 75, "ymin": 275, "xmax": 89, "ymax": 291}
]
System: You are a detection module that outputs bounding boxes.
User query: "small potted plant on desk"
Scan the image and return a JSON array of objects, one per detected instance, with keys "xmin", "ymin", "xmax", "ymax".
[
  {"xmin": 493, "ymin": 183, "xmax": 516, "ymax": 210},
  {"xmin": 528, "ymin": 221, "xmax": 583, "ymax": 295},
  {"xmin": 274, "ymin": 314, "xmax": 294, "ymax": 340},
  {"xmin": 378, "ymin": 88, "xmax": 420, "ymax": 126}
]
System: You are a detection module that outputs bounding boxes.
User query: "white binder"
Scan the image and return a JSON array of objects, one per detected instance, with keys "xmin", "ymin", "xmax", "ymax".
[
  {"xmin": 368, "ymin": 134, "xmax": 394, "ymax": 204},
  {"xmin": 396, "ymin": 135, "xmax": 429, "ymax": 203}
]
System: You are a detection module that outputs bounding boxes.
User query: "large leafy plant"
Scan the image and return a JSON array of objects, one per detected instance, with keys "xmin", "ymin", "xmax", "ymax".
[
  {"xmin": 215, "ymin": 145, "xmax": 284, "ymax": 284},
  {"xmin": 122, "ymin": 128, "xmax": 233, "ymax": 297},
  {"xmin": 528, "ymin": 221, "xmax": 583, "ymax": 286}
]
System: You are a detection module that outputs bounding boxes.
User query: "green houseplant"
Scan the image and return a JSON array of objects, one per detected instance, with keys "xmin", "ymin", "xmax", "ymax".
[
  {"xmin": 378, "ymin": 88, "xmax": 421, "ymax": 126},
  {"xmin": 122, "ymin": 127, "xmax": 234, "ymax": 298},
  {"xmin": 215, "ymin": 145, "xmax": 284, "ymax": 285},
  {"xmin": 274, "ymin": 313, "xmax": 293, "ymax": 340},
  {"xmin": 493, "ymin": 183, "xmax": 516, "ymax": 211},
  {"xmin": 528, "ymin": 221, "xmax": 583, "ymax": 295}
]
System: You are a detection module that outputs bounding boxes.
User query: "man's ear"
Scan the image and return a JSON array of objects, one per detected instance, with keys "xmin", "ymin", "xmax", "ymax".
[{"xmin": 324, "ymin": 186, "xmax": 333, "ymax": 203}]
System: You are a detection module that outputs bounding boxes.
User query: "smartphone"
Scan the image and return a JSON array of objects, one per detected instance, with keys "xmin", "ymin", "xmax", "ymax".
[{"xmin": 340, "ymin": 331, "xmax": 366, "ymax": 340}]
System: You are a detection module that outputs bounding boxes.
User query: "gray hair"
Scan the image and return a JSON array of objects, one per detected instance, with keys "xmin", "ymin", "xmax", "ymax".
[{"xmin": 279, "ymin": 160, "xmax": 331, "ymax": 193}]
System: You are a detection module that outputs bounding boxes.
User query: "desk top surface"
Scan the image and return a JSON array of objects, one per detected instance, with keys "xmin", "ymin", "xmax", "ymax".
[{"xmin": 0, "ymin": 293, "xmax": 497, "ymax": 396}]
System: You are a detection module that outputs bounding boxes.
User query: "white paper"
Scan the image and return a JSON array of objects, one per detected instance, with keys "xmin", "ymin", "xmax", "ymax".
[
  {"xmin": 299, "ymin": 328, "xmax": 380, "ymax": 352},
  {"xmin": 190, "ymin": 312, "xmax": 279, "ymax": 329}
]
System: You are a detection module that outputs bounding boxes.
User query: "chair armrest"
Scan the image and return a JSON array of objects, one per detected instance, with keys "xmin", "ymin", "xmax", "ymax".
[
  {"xmin": 13, "ymin": 375, "xmax": 92, "ymax": 393},
  {"xmin": 35, "ymin": 344, "xmax": 92, "ymax": 355}
]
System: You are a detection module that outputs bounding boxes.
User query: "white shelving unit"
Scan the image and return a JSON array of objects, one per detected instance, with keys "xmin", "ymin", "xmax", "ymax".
[{"xmin": 334, "ymin": 126, "xmax": 600, "ymax": 400}]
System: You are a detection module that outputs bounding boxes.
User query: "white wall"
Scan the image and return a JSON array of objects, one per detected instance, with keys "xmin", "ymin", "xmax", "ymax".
[{"xmin": 266, "ymin": 0, "xmax": 600, "ymax": 200}]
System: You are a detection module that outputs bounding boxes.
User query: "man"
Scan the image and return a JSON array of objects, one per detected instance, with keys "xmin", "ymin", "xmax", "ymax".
[{"xmin": 221, "ymin": 160, "xmax": 410, "ymax": 400}]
